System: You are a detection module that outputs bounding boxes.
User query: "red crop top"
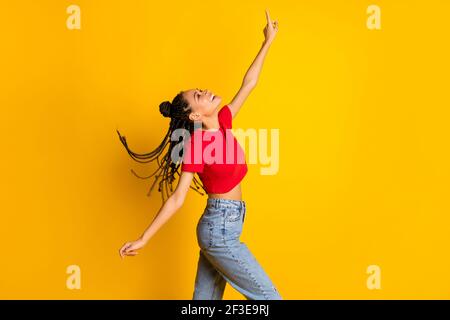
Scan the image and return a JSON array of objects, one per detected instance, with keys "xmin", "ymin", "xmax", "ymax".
[{"xmin": 181, "ymin": 105, "xmax": 248, "ymax": 194}]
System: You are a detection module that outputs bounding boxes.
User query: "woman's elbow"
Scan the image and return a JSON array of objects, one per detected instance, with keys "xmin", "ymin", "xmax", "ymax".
[
  {"xmin": 171, "ymin": 192, "xmax": 186, "ymax": 209},
  {"xmin": 243, "ymin": 78, "xmax": 257, "ymax": 89}
]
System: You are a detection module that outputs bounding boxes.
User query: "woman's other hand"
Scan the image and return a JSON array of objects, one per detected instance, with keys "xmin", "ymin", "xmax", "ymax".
[{"xmin": 119, "ymin": 238, "xmax": 146, "ymax": 259}]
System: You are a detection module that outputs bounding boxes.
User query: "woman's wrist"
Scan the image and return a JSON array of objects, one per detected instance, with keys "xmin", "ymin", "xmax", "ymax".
[
  {"xmin": 263, "ymin": 39, "xmax": 273, "ymax": 47},
  {"xmin": 139, "ymin": 235, "xmax": 149, "ymax": 245}
]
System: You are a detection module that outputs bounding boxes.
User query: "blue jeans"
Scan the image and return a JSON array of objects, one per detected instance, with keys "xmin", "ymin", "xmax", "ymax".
[{"xmin": 193, "ymin": 198, "xmax": 282, "ymax": 300}]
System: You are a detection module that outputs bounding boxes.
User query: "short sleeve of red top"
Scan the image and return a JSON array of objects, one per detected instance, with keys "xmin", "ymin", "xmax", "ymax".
[{"xmin": 181, "ymin": 105, "xmax": 248, "ymax": 194}]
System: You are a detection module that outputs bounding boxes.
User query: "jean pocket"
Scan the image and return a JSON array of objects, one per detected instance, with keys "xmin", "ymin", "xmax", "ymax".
[
  {"xmin": 224, "ymin": 208, "xmax": 242, "ymax": 222},
  {"xmin": 200, "ymin": 206, "xmax": 224, "ymax": 223},
  {"xmin": 224, "ymin": 210, "xmax": 243, "ymax": 244}
]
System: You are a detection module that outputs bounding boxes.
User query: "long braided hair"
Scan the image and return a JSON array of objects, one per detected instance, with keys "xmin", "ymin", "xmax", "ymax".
[{"xmin": 116, "ymin": 91, "xmax": 206, "ymax": 202}]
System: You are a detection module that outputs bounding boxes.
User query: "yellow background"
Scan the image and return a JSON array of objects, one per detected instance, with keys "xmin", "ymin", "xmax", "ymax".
[{"xmin": 1, "ymin": 0, "xmax": 449, "ymax": 299}]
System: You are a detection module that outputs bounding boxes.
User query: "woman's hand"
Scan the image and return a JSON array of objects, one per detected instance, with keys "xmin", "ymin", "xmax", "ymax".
[
  {"xmin": 263, "ymin": 9, "xmax": 279, "ymax": 45},
  {"xmin": 119, "ymin": 238, "xmax": 147, "ymax": 259}
]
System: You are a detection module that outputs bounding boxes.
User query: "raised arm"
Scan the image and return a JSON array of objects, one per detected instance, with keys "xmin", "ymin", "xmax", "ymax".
[
  {"xmin": 228, "ymin": 9, "xmax": 279, "ymax": 119},
  {"xmin": 119, "ymin": 171, "xmax": 195, "ymax": 258}
]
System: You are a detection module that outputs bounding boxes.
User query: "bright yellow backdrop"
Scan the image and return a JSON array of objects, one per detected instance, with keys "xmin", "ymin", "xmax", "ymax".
[{"xmin": 1, "ymin": 0, "xmax": 449, "ymax": 299}]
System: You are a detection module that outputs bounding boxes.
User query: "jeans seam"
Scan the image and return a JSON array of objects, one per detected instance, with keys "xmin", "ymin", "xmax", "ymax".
[
  {"xmin": 211, "ymin": 270, "xmax": 221, "ymax": 299},
  {"xmin": 208, "ymin": 222, "xmax": 213, "ymax": 248},
  {"xmin": 225, "ymin": 244, "xmax": 269, "ymax": 299}
]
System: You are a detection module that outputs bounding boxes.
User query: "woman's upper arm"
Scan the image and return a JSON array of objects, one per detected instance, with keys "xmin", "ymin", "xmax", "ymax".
[{"xmin": 172, "ymin": 171, "xmax": 195, "ymax": 206}]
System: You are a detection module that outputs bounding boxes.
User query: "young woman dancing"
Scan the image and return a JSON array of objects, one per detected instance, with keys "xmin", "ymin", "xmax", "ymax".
[{"xmin": 117, "ymin": 10, "xmax": 281, "ymax": 300}]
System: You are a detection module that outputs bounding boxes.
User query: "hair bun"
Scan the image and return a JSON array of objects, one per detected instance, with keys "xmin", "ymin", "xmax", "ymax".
[{"xmin": 159, "ymin": 101, "xmax": 172, "ymax": 118}]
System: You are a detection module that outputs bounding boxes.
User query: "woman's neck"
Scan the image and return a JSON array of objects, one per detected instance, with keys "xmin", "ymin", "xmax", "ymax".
[{"xmin": 201, "ymin": 117, "xmax": 220, "ymax": 132}]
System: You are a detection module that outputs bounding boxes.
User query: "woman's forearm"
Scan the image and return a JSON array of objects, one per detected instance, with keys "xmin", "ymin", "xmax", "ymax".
[
  {"xmin": 243, "ymin": 40, "xmax": 272, "ymax": 86},
  {"xmin": 140, "ymin": 195, "xmax": 183, "ymax": 243}
]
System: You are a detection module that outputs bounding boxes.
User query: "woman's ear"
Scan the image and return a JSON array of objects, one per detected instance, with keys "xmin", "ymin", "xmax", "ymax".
[{"xmin": 189, "ymin": 112, "xmax": 201, "ymax": 122}]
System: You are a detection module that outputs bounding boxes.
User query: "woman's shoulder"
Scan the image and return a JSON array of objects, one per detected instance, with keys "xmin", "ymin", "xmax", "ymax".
[{"xmin": 218, "ymin": 105, "xmax": 232, "ymax": 129}]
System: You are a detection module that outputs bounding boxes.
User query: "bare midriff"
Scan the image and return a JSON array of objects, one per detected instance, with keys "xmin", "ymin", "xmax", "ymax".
[{"xmin": 207, "ymin": 183, "xmax": 242, "ymax": 201}]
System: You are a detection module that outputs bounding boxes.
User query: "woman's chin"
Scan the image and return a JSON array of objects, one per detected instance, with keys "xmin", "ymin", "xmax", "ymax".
[{"xmin": 213, "ymin": 96, "xmax": 222, "ymax": 107}]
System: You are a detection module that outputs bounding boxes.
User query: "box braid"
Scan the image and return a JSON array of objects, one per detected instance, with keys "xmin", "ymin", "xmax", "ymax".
[{"xmin": 116, "ymin": 91, "xmax": 206, "ymax": 202}]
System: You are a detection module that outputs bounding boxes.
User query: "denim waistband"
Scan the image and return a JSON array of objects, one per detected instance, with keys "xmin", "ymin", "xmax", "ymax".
[{"xmin": 206, "ymin": 198, "xmax": 246, "ymax": 210}]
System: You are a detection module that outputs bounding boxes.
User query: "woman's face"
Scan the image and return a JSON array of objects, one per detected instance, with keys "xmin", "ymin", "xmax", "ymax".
[{"xmin": 183, "ymin": 88, "xmax": 222, "ymax": 121}]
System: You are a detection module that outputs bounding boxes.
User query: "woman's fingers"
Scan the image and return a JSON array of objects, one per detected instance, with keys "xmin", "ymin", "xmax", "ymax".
[
  {"xmin": 119, "ymin": 244, "xmax": 140, "ymax": 258},
  {"xmin": 265, "ymin": 10, "xmax": 278, "ymax": 33},
  {"xmin": 122, "ymin": 249, "xmax": 138, "ymax": 257},
  {"xmin": 119, "ymin": 242, "xmax": 131, "ymax": 258},
  {"xmin": 120, "ymin": 239, "xmax": 145, "ymax": 258},
  {"xmin": 265, "ymin": 9, "xmax": 272, "ymax": 25},
  {"xmin": 125, "ymin": 246, "xmax": 135, "ymax": 253}
]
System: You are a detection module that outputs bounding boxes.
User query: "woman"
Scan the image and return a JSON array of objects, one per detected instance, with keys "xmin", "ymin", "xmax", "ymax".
[{"xmin": 118, "ymin": 10, "xmax": 280, "ymax": 300}]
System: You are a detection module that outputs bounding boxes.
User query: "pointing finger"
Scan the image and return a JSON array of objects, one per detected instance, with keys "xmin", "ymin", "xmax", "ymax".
[{"xmin": 265, "ymin": 9, "xmax": 272, "ymax": 24}]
